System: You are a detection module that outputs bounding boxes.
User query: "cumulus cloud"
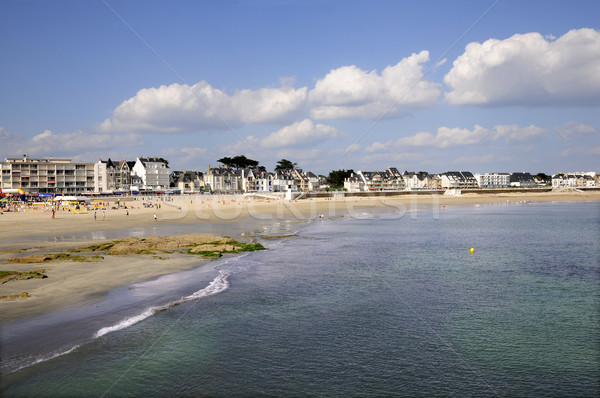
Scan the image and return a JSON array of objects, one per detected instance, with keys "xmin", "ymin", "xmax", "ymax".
[
  {"xmin": 99, "ymin": 53, "xmax": 443, "ymax": 134},
  {"xmin": 366, "ymin": 124, "xmax": 547, "ymax": 151},
  {"xmin": 225, "ymin": 119, "xmax": 342, "ymax": 153},
  {"xmin": 309, "ymin": 51, "xmax": 441, "ymax": 119},
  {"xmin": 261, "ymin": 119, "xmax": 340, "ymax": 148},
  {"xmin": 100, "ymin": 81, "xmax": 308, "ymax": 133},
  {"xmin": 444, "ymin": 28, "xmax": 600, "ymax": 105},
  {"xmin": 555, "ymin": 121, "xmax": 599, "ymax": 139}
]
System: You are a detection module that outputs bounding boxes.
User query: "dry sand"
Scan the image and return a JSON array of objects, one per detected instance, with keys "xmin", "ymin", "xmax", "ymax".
[{"xmin": 1, "ymin": 190, "xmax": 598, "ymax": 323}]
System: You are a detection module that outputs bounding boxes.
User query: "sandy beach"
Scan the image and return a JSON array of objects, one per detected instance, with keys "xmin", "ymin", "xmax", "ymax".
[{"xmin": 1, "ymin": 190, "xmax": 599, "ymax": 323}]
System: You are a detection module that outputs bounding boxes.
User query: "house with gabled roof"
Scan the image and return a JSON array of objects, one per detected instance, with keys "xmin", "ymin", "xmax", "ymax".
[
  {"xmin": 293, "ymin": 169, "xmax": 320, "ymax": 192},
  {"xmin": 357, "ymin": 171, "xmax": 383, "ymax": 191},
  {"xmin": 94, "ymin": 158, "xmax": 133, "ymax": 193},
  {"xmin": 272, "ymin": 170, "xmax": 299, "ymax": 192},
  {"xmin": 344, "ymin": 172, "xmax": 364, "ymax": 192},
  {"xmin": 403, "ymin": 170, "xmax": 438, "ymax": 190},
  {"xmin": 509, "ymin": 172, "xmax": 536, "ymax": 187},
  {"xmin": 132, "ymin": 157, "xmax": 170, "ymax": 191},
  {"xmin": 440, "ymin": 171, "xmax": 478, "ymax": 189},
  {"xmin": 204, "ymin": 165, "xmax": 243, "ymax": 193},
  {"xmin": 171, "ymin": 170, "xmax": 204, "ymax": 193}
]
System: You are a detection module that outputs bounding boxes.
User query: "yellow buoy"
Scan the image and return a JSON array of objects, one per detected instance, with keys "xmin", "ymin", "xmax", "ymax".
[{"xmin": 470, "ymin": 248, "xmax": 475, "ymax": 254}]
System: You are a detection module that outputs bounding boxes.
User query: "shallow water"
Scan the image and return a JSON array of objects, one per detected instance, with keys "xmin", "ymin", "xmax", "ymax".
[{"xmin": 1, "ymin": 202, "xmax": 599, "ymax": 397}]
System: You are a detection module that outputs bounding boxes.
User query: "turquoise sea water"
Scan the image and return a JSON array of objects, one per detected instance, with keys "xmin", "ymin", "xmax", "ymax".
[{"xmin": 1, "ymin": 201, "xmax": 599, "ymax": 397}]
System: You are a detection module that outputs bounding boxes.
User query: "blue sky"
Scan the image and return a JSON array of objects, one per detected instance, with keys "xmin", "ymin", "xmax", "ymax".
[{"xmin": 1, "ymin": 0, "xmax": 599, "ymax": 175}]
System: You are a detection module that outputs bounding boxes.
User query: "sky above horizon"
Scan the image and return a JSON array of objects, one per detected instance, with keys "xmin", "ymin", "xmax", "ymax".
[{"xmin": 1, "ymin": 0, "xmax": 599, "ymax": 175}]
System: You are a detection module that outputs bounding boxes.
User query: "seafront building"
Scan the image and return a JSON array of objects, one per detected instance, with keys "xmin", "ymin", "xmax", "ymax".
[
  {"xmin": 94, "ymin": 158, "xmax": 133, "ymax": 193},
  {"xmin": 170, "ymin": 170, "xmax": 204, "ymax": 193},
  {"xmin": 552, "ymin": 172, "xmax": 598, "ymax": 188},
  {"xmin": 131, "ymin": 157, "xmax": 171, "ymax": 191},
  {"xmin": 509, "ymin": 172, "xmax": 537, "ymax": 187},
  {"xmin": 474, "ymin": 172, "xmax": 511, "ymax": 188},
  {"xmin": 2, "ymin": 154, "xmax": 597, "ymax": 196},
  {"xmin": 1, "ymin": 155, "xmax": 95, "ymax": 194},
  {"xmin": 439, "ymin": 171, "xmax": 478, "ymax": 189},
  {"xmin": 203, "ymin": 165, "xmax": 243, "ymax": 193}
]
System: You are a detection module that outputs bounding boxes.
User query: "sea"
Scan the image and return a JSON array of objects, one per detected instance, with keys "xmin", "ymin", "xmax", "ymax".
[{"xmin": 1, "ymin": 201, "xmax": 599, "ymax": 397}]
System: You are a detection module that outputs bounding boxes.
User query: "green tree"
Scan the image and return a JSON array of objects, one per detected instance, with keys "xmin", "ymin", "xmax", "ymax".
[
  {"xmin": 275, "ymin": 159, "xmax": 296, "ymax": 171},
  {"xmin": 218, "ymin": 155, "xmax": 260, "ymax": 169},
  {"xmin": 535, "ymin": 172, "xmax": 550, "ymax": 181},
  {"xmin": 327, "ymin": 169, "xmax": 354, "ymax": 188}
]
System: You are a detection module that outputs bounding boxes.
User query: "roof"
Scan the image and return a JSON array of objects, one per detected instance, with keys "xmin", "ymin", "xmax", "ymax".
[
  {"xmin": 138, "ymin": 157, "xmax": 169, "ymax": 166},
  {"xmin": 510, "ymin": 172, "xmax": 534, "ymax": 182}
]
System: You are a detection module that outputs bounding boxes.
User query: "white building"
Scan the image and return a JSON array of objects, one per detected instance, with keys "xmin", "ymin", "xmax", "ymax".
[
  {"xmin": 475, "ymin": 172, "xmax": 510, "ymax": 188},
  {"xmin": 440, "ymin": 171, "xmax": 478, "ymax": 189},
  {"xmin": 272, "ymin": 170, "xmax": 299, "ymax": 192},
  {"xmin": 344, "ymin": 173, "xmax": 364, "ymax": 192},
  {"xmin": 132, "ymin": 157, "xmax": 170, "ymax": 191}
]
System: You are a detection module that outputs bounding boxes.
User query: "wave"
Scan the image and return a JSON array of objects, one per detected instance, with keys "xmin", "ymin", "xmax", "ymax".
[
  {"xmin": 2, "ymin": 240, "xmax": 279, "ymax": 374},
  {"xmin": 2, "ymin": 344, "xmax": 82, "ymax": 375},
  {"xmin": 95, "ymin": 270, "xmax": 231, "ymax": 338}
]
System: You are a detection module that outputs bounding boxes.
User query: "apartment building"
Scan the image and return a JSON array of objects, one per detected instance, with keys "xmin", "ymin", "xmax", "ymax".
[{"xmin": 1, "ymin": 155, "xmax": 95, "ymax": 194}]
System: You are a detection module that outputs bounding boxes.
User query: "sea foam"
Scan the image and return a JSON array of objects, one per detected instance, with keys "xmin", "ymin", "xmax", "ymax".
[{"xmin": 94, "ymin": 270, "xmax": 231, "ymax": 338}]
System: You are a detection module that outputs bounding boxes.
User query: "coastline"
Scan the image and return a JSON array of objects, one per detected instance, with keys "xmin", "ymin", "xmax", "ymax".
[{"xmin": 1, "ymin": 190, "xmax": 599, "ymax": 324}]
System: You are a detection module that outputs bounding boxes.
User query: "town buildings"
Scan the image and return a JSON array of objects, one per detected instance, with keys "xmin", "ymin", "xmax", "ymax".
[
  {"xmin": 552, "ymin": 172, "xmax": 598, "ymax": 188},
  {"xmin": 1, "ymin": 155, "xmax": 597, "ymax": 195}
]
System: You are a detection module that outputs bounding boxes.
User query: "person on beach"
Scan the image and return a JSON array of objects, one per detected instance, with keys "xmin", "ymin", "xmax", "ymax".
[
  {"xmin": 154, "ymin": 212, "xmax": 157, "ymax": 222},
  {"xmin": 51, "ymin": 209, "xmax": 55, "ymax": 219},
  {"xmin": 102, "ymin": 211, "xmax": 106, "ymax": 221},
  {"xmin": 94, "ymin": 212, "xmax": 97, "ymax": 221}
]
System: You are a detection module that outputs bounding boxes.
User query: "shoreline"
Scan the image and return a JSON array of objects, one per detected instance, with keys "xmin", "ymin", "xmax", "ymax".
[{"xmin": 1, "ymin": 191, "xmax": 599, "ymax": 324}]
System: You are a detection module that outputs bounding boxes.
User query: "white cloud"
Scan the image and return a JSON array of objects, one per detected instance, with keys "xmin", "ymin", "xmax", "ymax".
[
  {"xmin": 261, "ymin": 119, "xmax": 340, "ymax": 148},
  {"xmin": 309, "ymin": 51, "xmax": 441, "ymax": 119},
  {"xmin": 493, "ymin": 124, "xmax": 548, "ymax": 143},
  {"xmin": 100, "ymin": 81, "xmax": 308, "ymax": 133},
  {"xmin": 100, "ymin": 53, "xmax": 442, "ymax": 134},
  {"xmin": 366, "ymin": 124, "xmax": 547, "ymax": 150},
  {"xmin": 555, "ymin": 121, "xmax": 599, "ymax": 139},
  {"xmin": 224, "ymin": 119, "xmax": 342, "ymax": 154},
  {"xmin": 0, "ymin": 128, "xmax": 142, "ymax": 159},
  {"xmin": 444, "ymin": 28, "xmax": 600, "ymax": 105}
]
